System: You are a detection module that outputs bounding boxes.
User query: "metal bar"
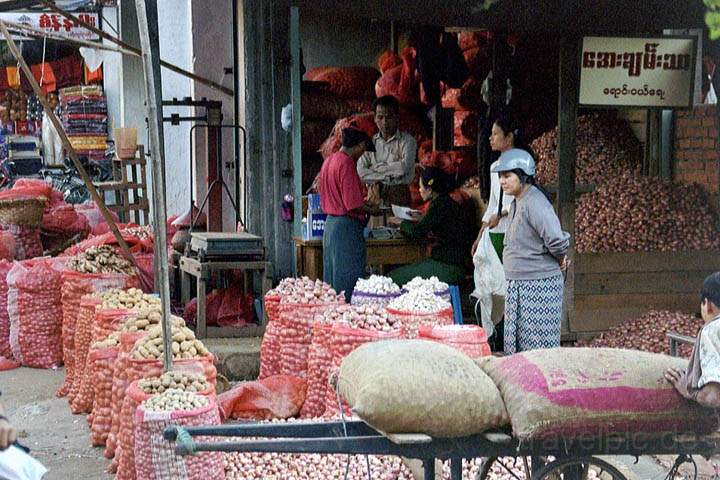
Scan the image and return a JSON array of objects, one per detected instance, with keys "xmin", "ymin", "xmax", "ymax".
[
  {"xmin": 165, "ymin": 421, "xmax": 377, "ymax": 441},
  {"xmin": 423, "ymin": 458, "xmax": 435, "ymax": 479},
  {"xmin": 135, "ymin": 0, "xmax": 173, "ymax": 371},
  {"xmin": 39, "ymin": 0, "xmax": 233, "ymax": 96},
  {"xmin": 0, "ymin": 19, "xmax": 135, "ymax": 261},
  {"xmin": 450, "ymin": 457, "xmax": 463, "ymax": 480},
  {"xmin": 290, "ymin": 6, "xmax": 302, "ymax": 241}
]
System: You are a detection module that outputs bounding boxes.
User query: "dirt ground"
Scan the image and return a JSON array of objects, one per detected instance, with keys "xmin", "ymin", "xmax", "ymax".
[{"xmin": 0, "ymin": 367, "xmax": 112, "ymax": 480}]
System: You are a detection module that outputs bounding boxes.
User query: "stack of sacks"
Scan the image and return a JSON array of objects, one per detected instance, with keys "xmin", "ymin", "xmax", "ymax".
[{"xmin": 59, "ymin": 85, "xmax": 108, "ymax": 162}]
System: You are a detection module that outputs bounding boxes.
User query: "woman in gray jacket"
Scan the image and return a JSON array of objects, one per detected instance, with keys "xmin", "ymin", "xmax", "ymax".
[{"xmin": 491, "ymin": 149, "xmax": 570, "ymax": 354}]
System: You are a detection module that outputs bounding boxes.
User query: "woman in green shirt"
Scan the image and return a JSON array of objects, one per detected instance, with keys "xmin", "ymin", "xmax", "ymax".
[{"xmin": 388, "ymin": 167, "xmax": 477, "ymax": 286}]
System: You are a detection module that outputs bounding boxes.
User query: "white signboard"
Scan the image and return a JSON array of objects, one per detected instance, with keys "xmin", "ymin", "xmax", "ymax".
[
  {"xmin": 579, "ymin": 36, "xmax": 696, "ymax": 108},
  {"xmin": 0, "ymin": 12, "xmax": 100, "ymax": 41}
]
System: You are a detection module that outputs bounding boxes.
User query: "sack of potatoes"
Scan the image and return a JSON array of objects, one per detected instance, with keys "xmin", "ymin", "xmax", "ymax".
[{"xmin": 132, "ymin": 325, "xmax": 210, "ymax": 360}]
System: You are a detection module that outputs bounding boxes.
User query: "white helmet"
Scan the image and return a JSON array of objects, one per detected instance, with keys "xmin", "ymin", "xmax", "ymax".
[{"xmin": 491, "ymin": 148, "xmax": 536, "ymax": 176}]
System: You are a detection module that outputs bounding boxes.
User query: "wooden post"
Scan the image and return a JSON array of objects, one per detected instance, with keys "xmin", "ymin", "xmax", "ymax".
[
  {"xmin": 0, "ymin": 20, "xmax": 135, "ymax": 260},
  {"xmin": 557, "ymin": 36, "xmax": 579, "ymax": 337},
  {"xmin": 135, "ymin": 0, "xmax": 173, "ymax": 371}
]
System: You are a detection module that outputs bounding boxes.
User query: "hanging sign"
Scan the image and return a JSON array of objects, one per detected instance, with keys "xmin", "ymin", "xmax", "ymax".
[
  {"xmin": 579, "ymin": 36, "xmax": 696, "ymax": 108},
  {"xmin": 0, "ymin": 12, "xmax": 100, "ymax": 41}
]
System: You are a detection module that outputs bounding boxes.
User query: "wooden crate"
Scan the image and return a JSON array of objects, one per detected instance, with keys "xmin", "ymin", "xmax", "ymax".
[
  {"xmin": 570, "ymin": 250, "xmax": 720, "ymax": 334},
  {"xmin": 95, "ymin": 145, "xmax": 150, "ymax": 224}
]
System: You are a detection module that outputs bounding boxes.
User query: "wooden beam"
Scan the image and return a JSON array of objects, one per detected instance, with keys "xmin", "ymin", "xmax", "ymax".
[
  {"xmin": 557, "ymin": 35, "xmax": 579, "ymax": 335},
  {"xmin": 135, "ymin": 0, "xmax": 173, "ymax": 371},
  {"xmin": 0, "ymin": 19, "xmax": 134, "ymax": 261},
  {"xmin": 39, "ymin": 0, "xmax": 233, "ymax": 97}
]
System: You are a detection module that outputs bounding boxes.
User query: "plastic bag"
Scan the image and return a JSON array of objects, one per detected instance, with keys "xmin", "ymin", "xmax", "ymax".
[
  {"xmin": 471, "ymin": 228, "xmax": 506, "ymax": 337},
  {"xmin": 0, "ymin": 445, "xmax": 47, "ymax": 480},
  {"xmin": 218, "ymin": 375, "xmax": 306, "ymax": 421}
]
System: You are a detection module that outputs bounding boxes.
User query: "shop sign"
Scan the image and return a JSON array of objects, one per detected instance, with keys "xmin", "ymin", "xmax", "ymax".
[
  {"xmin": 579, "ymin": 36, "xmax": 696, "ymax": 108},
  {"xmin": 0, "ymin": 12, "xmax": 100, "ymax": 41}
]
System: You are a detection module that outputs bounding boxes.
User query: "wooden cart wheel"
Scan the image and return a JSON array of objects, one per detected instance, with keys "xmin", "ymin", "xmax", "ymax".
[
  {"xmin": 530, "ymin": 456, "xmax": 628, "ymax": 480},
  {"xmin": 476, "ymin": 456, "xmax": 539, "ymax": 479}
]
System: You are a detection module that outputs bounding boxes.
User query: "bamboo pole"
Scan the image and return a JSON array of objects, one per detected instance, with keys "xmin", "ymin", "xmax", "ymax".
[
  {"xmin": 0, "ymin": 19, "xmax": 136, "ymax": 262},
  {"xmin": 134, "ymin": 0, "xmax": 173, "ymax": 371},
  {"xmin": 4, "ymin": 19, "xmax": 140, "ymax": 56},
  {"xmin": 40, "ymin": 0, "xmax": 233, "ymax": 96}
]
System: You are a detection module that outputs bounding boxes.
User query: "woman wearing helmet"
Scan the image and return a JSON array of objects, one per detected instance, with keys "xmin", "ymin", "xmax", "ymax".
[{"xmin": 492, "ymin": 148, "xmax": 570, "ymax": 353}]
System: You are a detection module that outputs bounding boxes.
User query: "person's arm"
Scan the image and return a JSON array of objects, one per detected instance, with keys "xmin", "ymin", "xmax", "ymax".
[
  {"xmin": 0, "ymin": 399, "xmax": 17, "ymax": 450},
  {"xmin": 400, "ymin": 198, "xmax": 443, "ymax": 243},
  {"xmin": 482, "ymin": 172, "xmax": 500, "ymax": 227},
  {"xmin": 342, "ymin": 160, "xmax": 382, "ymax": 216},
  {"xmin": 357, "ymin": 152, "xmax": 389, "ymax": 183},
  {"xmin": 527, "ymin": 198, "xmax": 570, "ymax": 260},
  {"xmin": 383, "ymin": 135, "xmax": 417, "ymax": 182}
]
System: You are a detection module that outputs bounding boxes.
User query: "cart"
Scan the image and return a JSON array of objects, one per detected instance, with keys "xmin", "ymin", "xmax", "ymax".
[{"xmin": 164, "ymin": 418, "xmax": 720, "ymax": 479}]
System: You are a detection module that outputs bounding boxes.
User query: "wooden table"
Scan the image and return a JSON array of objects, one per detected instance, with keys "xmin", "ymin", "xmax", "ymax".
[
  {"xmin": 294, "ymin": 237, "xmax": 426, "ymax": 280},
  {"xmin": 179, "ymin": 256, "xmax": 273, "ymax": 339}
]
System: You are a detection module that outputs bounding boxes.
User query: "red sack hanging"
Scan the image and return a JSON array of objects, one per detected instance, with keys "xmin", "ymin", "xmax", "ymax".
[
  {"xmin": 7, "ymin": 258, "xmax": 65, "ymax": 369},
  {"xmin": 0, "ymin": 260, "xmax": 14, "ymax": 360},
  {"xmin": 68, "ymin": 295, "xmax": 102, "ymax": 412},
  {"xmin": 319, "ymin": 112, "xmax": 377, "ymax": 160},
  {"xmin": 42, "ymin": 204, "xmax": 90, "ymax": 236},
  {"xmin": 57, "ymin": 270, "xmax": 136, "ymax": 397},
  {"xmin": 418, "ymin": 324, "xmax": 491, "ymax": 358},
  {"xmin": 442, "ymin": 77, "xmax": 485, "ymax": 112},
  {"xmin": 116, "ymin": 362, "xmax": 216, "ymax": 480},
  {"xmin": 454, "ymin": 110, "xmax": 480, "ymax": 147},
  {"xmin": 377, "ymin": 50, "xmax": 402, "ymax": 74},
  {"xmin": 218, "ymin": 375, "xmax": 306, "ymax": 421},
  {"xmin": 374, "ymin": 47, "xmax": 420, "ymax": 106},
  {"xmin": 305, "ymin": 66, "xmax": 380, "ymax": 100},
  {"xmin": 324, "ymin": 324, "xmax": 404, "ymax": 416},
  {"xmin": 134, "ymin": 396, "xmax": 225, "ymax": 480},
  {"xmin": 89, "ymin": 345, "xmax": 118, "ymax": 447}
]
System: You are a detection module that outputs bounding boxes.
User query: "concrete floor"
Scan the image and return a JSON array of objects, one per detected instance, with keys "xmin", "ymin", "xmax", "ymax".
[{"xmin": 0, "ymin": 367, "xmax": 112, "ymax": 480}]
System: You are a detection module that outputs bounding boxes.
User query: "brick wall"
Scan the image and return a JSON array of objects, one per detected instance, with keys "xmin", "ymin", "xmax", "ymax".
[{"xmin": 674, "ymin": 105, "xmax": 719, "ymax": 194}]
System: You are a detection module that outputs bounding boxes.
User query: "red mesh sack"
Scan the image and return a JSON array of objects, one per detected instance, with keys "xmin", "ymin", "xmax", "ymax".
[
  {"xmin": 61, "ymin": 228, "xmax": 153, "ymax": 257},
  {"xmin": 92, "ymin": 308, "xmax": 133, "ymax": 345},
  {"xmin": 324, "ymin": 324, "xmax": 404, "ymax": 416},
  {"xmin": 454, "ymin": 110, "xmax": 480, "ymax": 147},
  {"xmin": 57, "ymin": 270, "xmax": 136, "ymax": 397},
  {"xmin": 421, "ymin": 150, "xmax": 478, "ymax": 181},
  {"xmin": 385, "ymin": 307, "xmax": 454, "ymax": 339},
  {"xmin": 133, "ymin": 253, "xmax": 154, "ymax": 293},
  {"xmin": 418, "ymin": 324, "xmax": 491, "ymax": 358},
  {"xmin": 0, "ymin": 178, "xmax": 60, "ymax": 204},
  {"xmin": 319, "ymin": 112, "xmax": 377, "ymax": 159},
  {"xmin": 89, "ymin": 345, "xmax": 118, "ymax": 447},
  {"xmin": 442, "ymin": 77, "xmax": 484, "ymax": 112},
  {"xmin": 69, "ymin": 295, "xmax": 102, "ymax": 412},
  {"xmin": 277, "ymin": 301, "xmax": 342, "ymax": 378},
  {"xmin": 134, "ymin": 396, "xmax": 225, "ymax": 480},
  {"xmin": 105, "ymin": 330, "xmax": 146, "ymax": 461},
  {"xmin": 259, "ymin": 320, "xmax": 281, "ymax": 379},
  {"xmin": 0, "ymin": 260, "xmax": 13, "ymax": 360},
  {"xmin": 300, "ymin": 321, "xmax": 335, "ymax": 418},
  {"xmin": 377, "ymin": 50, "xmax": 402, "ymax": 74},
  {"xmin": 6, "ymin": 225, "xmax": 43, "ymax": 260},
  {"xmin": 7, "ymin": 258, "xmax": 65, "ymax": 368},
  {"xmin": 459, "ymin": 31, "xmax": 492, "ymax": 52},
  {"xmin": 42, "ymin": 204, "xmax": 90, "ymax": 236},
  {"xmin": 74, "ymin": 204, "xmax": 121, "ymax": 236},
  {"xmin": 0, "ymin": 232, "xmax": 16, "ymax": 261},
  {"xmin": 116, "ymin": 362, "xmax": 216, "ymax": 480},
  {"xmin": 305, "ymin": 66, "xmax": 380, "ymax": 100},
  {"xmin": 374, "ymin": 47, "xmax": 420, "ymax": 106},
  {"xmin": 218, "ymin": 375, "xmax": 306, "ymax": 421}
]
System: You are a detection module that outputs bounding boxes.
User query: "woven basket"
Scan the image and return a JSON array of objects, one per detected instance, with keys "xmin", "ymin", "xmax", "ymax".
[{"xmin": 0, "ymin": 197, "xmax": 47, "ymax": 227}]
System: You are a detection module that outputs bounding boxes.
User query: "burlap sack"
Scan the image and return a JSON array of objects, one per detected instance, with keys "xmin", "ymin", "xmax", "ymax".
[
  {"xmin": 337, "ymin": 340, "xmax": 508, "ymax": 437},
  {"xmin": 477, "ymin": 347, "xmax": 718, "ymax": 442}
]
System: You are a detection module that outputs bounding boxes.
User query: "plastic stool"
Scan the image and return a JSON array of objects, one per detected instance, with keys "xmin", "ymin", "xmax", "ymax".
[{"xmin": 449, "ymin": 285, "xmax": 463, "ymax": 324}]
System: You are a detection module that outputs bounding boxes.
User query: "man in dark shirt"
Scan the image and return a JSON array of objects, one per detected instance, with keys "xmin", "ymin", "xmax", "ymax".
[{"xmin": 319, "ymin": 128, "xmax": 380, "ymax": 301}]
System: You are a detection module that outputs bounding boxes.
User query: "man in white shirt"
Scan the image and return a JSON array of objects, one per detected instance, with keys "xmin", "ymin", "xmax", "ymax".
[
  {"xmin": 666, "ymin": 272, "xmax": 720, "ymax": 408},
  {"xmin": 357, "ymin": 95, "xmax": 417, "ymax": 207}
]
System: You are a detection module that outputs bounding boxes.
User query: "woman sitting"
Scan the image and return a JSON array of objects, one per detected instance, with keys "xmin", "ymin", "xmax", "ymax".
[{"xmin": 388, "ymin": 167, "xmax": 477, "ymax": 286}]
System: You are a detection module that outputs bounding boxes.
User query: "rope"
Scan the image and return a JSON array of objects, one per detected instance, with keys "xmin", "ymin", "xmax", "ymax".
[
  {"xmin": 39, "ymin": 34, "xmax": 47, "ymax": 88},
  {"xmin": 175, "ymin": 428, "xmax": 198, "ymax": 457}
]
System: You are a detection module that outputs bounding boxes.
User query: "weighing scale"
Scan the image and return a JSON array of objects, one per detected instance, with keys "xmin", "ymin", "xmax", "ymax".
[{"xmin": 189, "ymin": 232, "xmax": 265, "ymax": 261}]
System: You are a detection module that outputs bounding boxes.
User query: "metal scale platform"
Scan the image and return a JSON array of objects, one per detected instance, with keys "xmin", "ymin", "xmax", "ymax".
[{"xmin": 189, "ymin": 231, "xmax": 265, "ymax": 261}]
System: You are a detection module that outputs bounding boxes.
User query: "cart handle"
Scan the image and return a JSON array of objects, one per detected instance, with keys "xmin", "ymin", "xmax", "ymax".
[{"xmin": 667, "ymin": 332, "xmax": 696, "ymax": 357}]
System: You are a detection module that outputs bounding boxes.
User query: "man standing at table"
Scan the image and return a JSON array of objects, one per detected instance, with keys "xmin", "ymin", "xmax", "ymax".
[
  {"xmin": 357, "ymin": 95, "xmax": 417, "ymax": 207},
  {"xmin": 319, "ymin": 128, "xmax": 380, "ymax": 302}
]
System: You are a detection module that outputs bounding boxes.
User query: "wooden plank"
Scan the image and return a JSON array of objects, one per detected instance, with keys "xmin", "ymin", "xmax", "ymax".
[
  {"xmin": 384, "ymin": 433, "xmax": 432, "ymax": 445},
  {"xmin": 571, "ymin": 292, "xmax": 700, "ymax": 333},
  {"xmin": 575, "ymin": 270, "xmax": 713, "ymax": 295},
  {"xmin": 575, "ymin": 250, "xmax": 720, "ymax": 274}
]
